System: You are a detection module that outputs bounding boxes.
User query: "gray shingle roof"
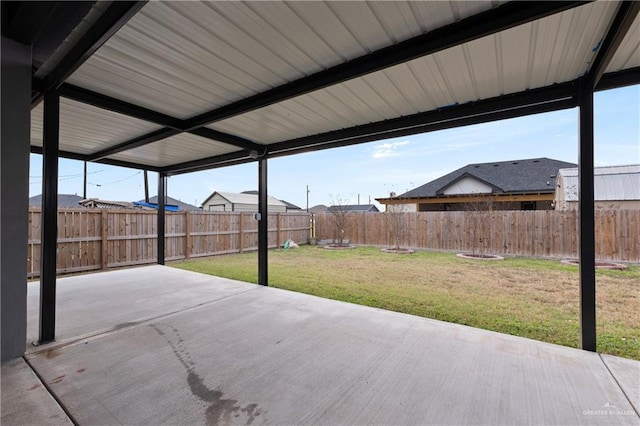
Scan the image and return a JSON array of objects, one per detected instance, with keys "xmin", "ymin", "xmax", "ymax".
[
  {"xmin": 399, "ymin": 158, "xmax": 577, "ymax": 199},
  {"xmin": 327, "ymin": 204, "xmax": 379, "ymax": 213},
  {"xmin": 29, "ymin": 194, "xmax": 84, "ymax": 208}
]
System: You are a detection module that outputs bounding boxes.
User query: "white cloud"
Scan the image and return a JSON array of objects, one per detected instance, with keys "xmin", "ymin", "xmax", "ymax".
[{"xmin": 372, "ymin": 141, "xmax": 410, "ymax": 159}]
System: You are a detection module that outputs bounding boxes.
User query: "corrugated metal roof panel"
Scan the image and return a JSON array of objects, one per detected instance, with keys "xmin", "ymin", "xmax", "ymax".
[
  {"xmin": 31, "ymin": 99, "xmax": 161, "ymax": 154},
  {"xmin": 106, "ymin": 133, "xmax": 241, "ymax": 168},
  {"xmin": 606, "ymin": 13, "xmax": 640, "ymax": 72},
  {"xmin": 209, "ymin": 2, "xmax": 619, "ymax": 145},
  {"xmin": 68, "ymin": 1, "xmax": 500, "ymax": 120},
  {"xmin": 559, "ymin": 165, "xmax": 640, "ymax": 201}
]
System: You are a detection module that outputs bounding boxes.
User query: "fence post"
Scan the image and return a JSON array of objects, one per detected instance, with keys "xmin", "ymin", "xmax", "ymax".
[
  {"xmin": 101, "ymin": 210, "xmax": 108, "ymax": 269},
  {"xmin": 276, "ymin": 213, "xmax": 281, "ymax": 247},
  {"xmin": 239, "ymin": 213, "xmax": 244, "ymax": 253},
  {"xmin": 184, "ymin": 211, "xmax": 191, "ymax": 259}
]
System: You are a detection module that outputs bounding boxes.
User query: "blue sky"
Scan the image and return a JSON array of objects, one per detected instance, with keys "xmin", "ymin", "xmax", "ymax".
[{"xmin": 29, "ymin": 86, "xmax": 639, "ymax": 210}]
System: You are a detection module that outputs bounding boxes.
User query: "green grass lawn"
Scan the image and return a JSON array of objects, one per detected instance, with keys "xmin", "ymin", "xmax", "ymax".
[{"xmin": 171, "ymin": 246, "xmax": 640, "ymax": 360}]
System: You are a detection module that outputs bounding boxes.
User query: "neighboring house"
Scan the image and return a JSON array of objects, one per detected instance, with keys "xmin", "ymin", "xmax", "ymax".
[
  {"xmin": 309, "ymin": 204, "xmax": 328, "ymax": 214},
  {"xmin": 240, "ymin": 191, "xmax": 302, "ymax": 212},
  {"xmin": 201, "ymin": 191, "xmax": 287, "ymax": 212},
  {"xmin": 326, "ymin": 204, "xmax": 380, "ymax": 213},
  {"xmin": 29, "ymin": 194, "xmax": 84, "ymax": 208},
  {"xmin": 377, "ymin": 158, "xmax": 576, "ymax": 211},
  {"xmin": 554, "ymin": 165, "xmax": 640, "ymax": 210},
  {"xmin": 79, "ymin": 198, "xmax": 149, "ymax": 210},
  {"xmin": 134, "ymin": 195, "xmax": 200, "ymax": 212}
]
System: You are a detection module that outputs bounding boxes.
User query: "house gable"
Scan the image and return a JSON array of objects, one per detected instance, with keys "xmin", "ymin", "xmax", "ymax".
[{"xmin": 438, "ymin": 173, "xmax": 499, "ymax": 196}]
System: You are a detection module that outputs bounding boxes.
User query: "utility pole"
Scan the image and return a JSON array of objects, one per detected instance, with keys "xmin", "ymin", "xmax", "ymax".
[
  {"xmin": 306, "ymin": 185, "xmax": 309, "ymax": 212},
  {"xmin": 83, "ymin": 161, "xmax": 87, "ymax": 199},
  {"xmin": 144, "ymin": 170, "xmax": 149, "ymax": 202}
]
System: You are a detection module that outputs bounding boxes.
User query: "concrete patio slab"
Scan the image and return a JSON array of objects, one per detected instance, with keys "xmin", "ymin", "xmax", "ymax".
[
  {"xmin": 19, "ymin": 266, "xmax": 640, "ymax": 425},
  {"xmin": 601, "ymin": 354, "xmax": 640, "ymax": 414},
  {"xmin": 26, "ymin": 265, "xmax": 257, "ymax": 347},
  {"xmin": 1, "ymin": 357, "xmax": 72, "ymax": 426}
]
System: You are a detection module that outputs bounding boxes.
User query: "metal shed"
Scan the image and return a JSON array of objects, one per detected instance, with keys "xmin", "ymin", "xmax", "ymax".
[
  {"xmin": 201, "ymin": 191, "xmax": 287, "ymax": 213},
  {"xmin": 555, "ymin": 164, "xmax": 640, "ymax": 210},
  {"xmin": 2, "ymin": 1, "xmax": 639, "ymax": 361}
]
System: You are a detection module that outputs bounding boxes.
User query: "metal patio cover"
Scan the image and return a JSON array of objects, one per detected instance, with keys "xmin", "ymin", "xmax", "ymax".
[{"xmin": 24, "ymin": 1, "xmax": 640, "ymax": 175}]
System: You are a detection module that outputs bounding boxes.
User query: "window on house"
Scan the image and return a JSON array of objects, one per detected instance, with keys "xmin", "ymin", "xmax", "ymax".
[{"xmin": 521, "ymin": 201, "xmax": 535, "ymax": 210}]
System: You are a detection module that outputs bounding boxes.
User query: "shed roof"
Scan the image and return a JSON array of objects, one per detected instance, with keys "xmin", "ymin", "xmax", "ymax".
[
  {"xmin": 396, "ymin": 158, "xmax": 577, "ymax": 199},
  {"xmin": 241, "ymin": 191, "xmax": 301, "ymax": 210},
  {"xmin": 12, "ymin": 1, "xmax": 638, "ymax": 174},
  {"xmin": 559, "ymin": 164, "xmax": 640, "ymax": 201}
]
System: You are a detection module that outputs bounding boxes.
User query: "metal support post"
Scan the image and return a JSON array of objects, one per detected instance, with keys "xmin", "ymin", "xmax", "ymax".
[
  {"xmin": 578, "ymin": 80, "xmax": 596, "ymax": 352},
  {"xmin": 39, "ymin": 89, "xmax": 60, "ymax": 344},
  {"xmin": 258, "ymin": 158, "xmax": 268, "ymax": 286},
  {"xmin": 157, "ymin": 172, "xmax": 166, "ymax": 265}
]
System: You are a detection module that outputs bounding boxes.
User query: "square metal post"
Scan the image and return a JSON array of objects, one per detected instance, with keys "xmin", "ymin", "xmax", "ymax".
[
  {"xmin": 258, "ymin": 158, "xmax": 268, "ymax": 286},
  {"xmin": 157, "ymin": 172, "xmax": 166, "ymax": 265},
  {"xmin": 578, "ymin": 80, "xmax": 596, "ymax": 352},
  {"xmin": 39, "ymin": 89, "xmax": 60, "ymax": 344}
]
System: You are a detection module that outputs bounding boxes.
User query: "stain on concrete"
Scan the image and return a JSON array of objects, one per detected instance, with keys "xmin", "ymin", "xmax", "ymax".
[
  {"xmin": 51, "ymin": 375, "xmax": 65, "ymax": 384},
  {"xmin": 112, "ymin": 321, "xmax": 139, "ymax": 331},
  {"xmin": 150, "ymin": 323, "xmax": 262, "ymax": 425},
  {"xmin": 45, "ymin": 348, "xmax": 61, "ymax": 359},
  {"xmin": 76, "ymin": 368, "xmax": 86, "ymax": 373},
  {"xmin": 27, "ymin": 384, "xmax": 41, "ymax": 391}
]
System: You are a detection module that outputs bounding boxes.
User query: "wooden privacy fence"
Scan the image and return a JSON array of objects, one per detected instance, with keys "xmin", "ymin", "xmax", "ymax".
[
  {"xmin": 27, "ymin": 209, "xmax": 310, "ymax": 278},
  {"xmin": 315, "ymin": 210, "xmax": 640, "ymax": 262}
]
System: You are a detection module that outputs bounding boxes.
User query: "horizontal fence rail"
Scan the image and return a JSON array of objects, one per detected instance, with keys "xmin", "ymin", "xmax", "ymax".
[
  {"xmin": 27, "ymin": 209, "xmax": 310, "ymax": 278},
  {"xmin": 314, "ymin": 210, "xmax": 640, "ymax": 262}
]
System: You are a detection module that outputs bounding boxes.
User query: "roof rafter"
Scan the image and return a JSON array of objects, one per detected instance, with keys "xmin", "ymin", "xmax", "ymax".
[
  {"xmin": 53, "ymin": 85, "xmax": 264, "ymax": 156},
  {"xmin": 31, "ymin": 1, "xmax": 146, "ymax": 107},
  {"xmin": 584, "ymin": 1, "xmax": 640, "ymax": 89},
  {"xmin": 58, "ymin": 83, "xmax": 182, "ymax": 129},
  {"xmin": 596, "ymin": 66, "xmax": 640, "ymax": 90},
  {"xmin": 88, "ymin": 129, "xmax": 181, "ymax": 161},
  {"xmin": 30, "ymin": 145, "xmax": 162, "ymax": 172},
  {"xmin": 165, "ymin": 151, "xmax": 255, "ymax": 176}
]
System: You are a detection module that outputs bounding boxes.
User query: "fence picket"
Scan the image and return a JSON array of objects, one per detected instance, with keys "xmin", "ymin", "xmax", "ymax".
[
  {"xmin": 27, "ymin": 209, "xmax": 311, "ymax": 277},
  {"xmin": 314, "ymin": 210, "xmax": 639, "ymax": 262}
]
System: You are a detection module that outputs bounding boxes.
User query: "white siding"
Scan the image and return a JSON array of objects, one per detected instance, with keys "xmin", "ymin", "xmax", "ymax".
[
  {"xmin": 201, "ymin": 192, "xmax": 287, "ymax": 212},
  {"xmin": 443, "ymin": 177, "xmax": 492, "ymax": 195}
]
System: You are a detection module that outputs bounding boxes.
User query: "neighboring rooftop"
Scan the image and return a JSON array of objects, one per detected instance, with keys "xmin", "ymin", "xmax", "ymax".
[
  {"xmin": 240, "ymin": 191, "xmax": 302, "ymax": 210},
  {"xmin": 559, "ymin": 164, "xmax": 640, "ymax": 201},
  {"xmin": 309, "ymin": 204, "xmax": 328, "ymax": 214},
  {"xmin": 29, "ymin": 194, "xmax": 84, "ymax": 208},
  {"xmin": 326, "ymin": 204, "xmax": 380, "ymax": 213},
  {"xmin": 398, "ymin": 158, "xmax": 577, "ymax": 199},
  {"xmin": 137, "ymin": 195, "xmax": 200, "ymax": 211},
  {"xmin": 201, "ymin": 191, "xmax": 286, "ymax": 208}
]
